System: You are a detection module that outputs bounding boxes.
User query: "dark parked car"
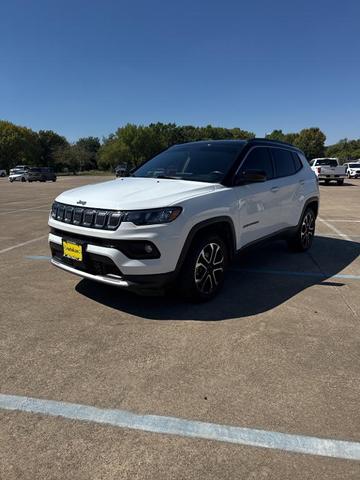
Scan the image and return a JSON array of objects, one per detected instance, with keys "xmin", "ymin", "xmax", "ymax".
[{"xmin": 27, "ymin": 167, "xmax": 57, "ymax": 182}]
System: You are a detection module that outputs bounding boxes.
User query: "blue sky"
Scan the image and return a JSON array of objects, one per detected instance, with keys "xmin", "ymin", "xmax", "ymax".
[{"xmin": 1, "ymin": 0, "xmax": 359, "ymax": 144}]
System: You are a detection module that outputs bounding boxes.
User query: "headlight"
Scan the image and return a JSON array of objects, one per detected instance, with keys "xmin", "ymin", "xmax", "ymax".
[{"xmin": 123, "ymin": 207, "xmax": 182, "ymax": 226}]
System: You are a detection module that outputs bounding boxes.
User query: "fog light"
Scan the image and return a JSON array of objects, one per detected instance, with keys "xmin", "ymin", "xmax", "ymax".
[{"xmin": 144, "ymin": 244, "xmax": 153, "ymax": 253}]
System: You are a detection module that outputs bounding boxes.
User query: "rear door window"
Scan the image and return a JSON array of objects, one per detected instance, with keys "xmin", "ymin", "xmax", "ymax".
[
  {"xmin": 272, "ymin": 148, "xmax": 296, "ymax": 177},
  {"xmin": 291, "ymin": 152, "xmax": 303, "ymax": 172}
]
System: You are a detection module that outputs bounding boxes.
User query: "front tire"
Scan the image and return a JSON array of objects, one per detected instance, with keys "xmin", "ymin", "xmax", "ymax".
[
  {"xmin": 287, "ymin": 208, "xmax": 316, "ymax": 252},
  {"xmin": 179, "ymin": 235, "xmax": 228, "ymax": 302}
]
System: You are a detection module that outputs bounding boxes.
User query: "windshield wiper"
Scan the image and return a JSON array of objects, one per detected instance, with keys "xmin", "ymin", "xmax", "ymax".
[{"xmin": 156, "ymin": 175, "xmax": 180, "ymax": 180}]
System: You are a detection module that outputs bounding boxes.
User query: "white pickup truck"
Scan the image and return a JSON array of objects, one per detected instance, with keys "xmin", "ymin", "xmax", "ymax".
[{"xmin": 310, "ymin": 158, "xmax": 346, "ymax": 185}]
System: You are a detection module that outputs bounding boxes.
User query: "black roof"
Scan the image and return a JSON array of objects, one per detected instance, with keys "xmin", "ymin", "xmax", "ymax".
[{"xmin": 173, "ymin": 138, "xmax": 302, "ymax": 152}]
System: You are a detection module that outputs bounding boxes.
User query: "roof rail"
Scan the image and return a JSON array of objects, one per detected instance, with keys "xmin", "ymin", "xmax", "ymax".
[{"xmin": 248, "ymin": 138, "xmax": 298, "ymax": 148}]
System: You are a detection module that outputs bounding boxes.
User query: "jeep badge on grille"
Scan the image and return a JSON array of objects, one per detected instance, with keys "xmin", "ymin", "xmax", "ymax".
[{"xmin": 77, "ymin": 200, "xmax": 87, "ymax": 205}]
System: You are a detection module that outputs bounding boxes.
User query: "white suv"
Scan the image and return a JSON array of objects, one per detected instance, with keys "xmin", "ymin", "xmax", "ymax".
[
  {"xmin": 49, "ymin": 139, "xmax": 319, "ymax": 301},
  {"xmin": 343, "ymin": 162, "xmax": 360, "ymax": 178}
]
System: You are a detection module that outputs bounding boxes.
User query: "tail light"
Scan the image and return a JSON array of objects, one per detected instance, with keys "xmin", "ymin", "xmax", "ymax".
[{"xmin": 317, "ymin": 167, "xmax": 321, "ymax": 174}]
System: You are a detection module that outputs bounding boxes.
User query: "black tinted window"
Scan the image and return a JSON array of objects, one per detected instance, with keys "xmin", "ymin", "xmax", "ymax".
[
  {"xmin": 315, "ymin": 159, "xmax": 338, "ymax": 167},
  {"xmin": 239, "ymin": 148, "xmax": 273, "ymax": 180},
  {"xmin": 292, "ymin": 152, "xmax": 303, "ymax": 172},
  {"xmin": 133, "ymin": 143, "xmax": 244, "ymax": 183},
  {"xmin": 272, "ymin": 148, "xmax": 296, "ymax": 177}
]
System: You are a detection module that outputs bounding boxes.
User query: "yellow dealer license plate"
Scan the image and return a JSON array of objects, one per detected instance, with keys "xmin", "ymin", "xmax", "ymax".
[{"xmin": 63, "ymin": 240, "xmax": 83, "ymax": 262}]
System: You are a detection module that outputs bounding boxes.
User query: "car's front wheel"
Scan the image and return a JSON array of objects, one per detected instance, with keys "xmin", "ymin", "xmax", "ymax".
[{"xmin": 179, "ymin": 234, "xmax": 228, "ymax": 301}]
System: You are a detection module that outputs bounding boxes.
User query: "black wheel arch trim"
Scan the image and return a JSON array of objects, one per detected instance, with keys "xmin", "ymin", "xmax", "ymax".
[
  {"xmin": 175, "ymin": 216, "xmax": 236, "ymax": 273},
  {"xmin": 300, "ymin": 196, "xmax": 319, "ymax": 224}
]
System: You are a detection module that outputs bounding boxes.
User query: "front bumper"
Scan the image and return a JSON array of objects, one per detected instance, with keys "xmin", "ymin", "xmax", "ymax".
[
  {"xmin": 48, "ymin": 224, "xmax": 180, "ymax": 293},
  {"xmin": 50, "ymin": 257, "xmax": 174, "ymax": 294}
]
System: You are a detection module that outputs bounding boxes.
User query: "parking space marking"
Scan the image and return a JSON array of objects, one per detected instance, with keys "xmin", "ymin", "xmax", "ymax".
[
  {"xmin": 318, "ymin": 217, "xmax": 352, "ymax": 241},
  {"xmin": 321, "ymin": 219, "xmax": 360, "ymax": 223},
  {"xmin": 231, "ymin": 268, "xmax": 360, "ymax": 281},
  {"xmin": 0, "ymin": 204, "xmax": 50, "ymax": 215},
  {"xmin": 0, "ymin": 393, "xmax": 359, "ymax": 461},
  {"xmin": 0, "ymin": 236, "xmax": 47, "ymax": 254}
]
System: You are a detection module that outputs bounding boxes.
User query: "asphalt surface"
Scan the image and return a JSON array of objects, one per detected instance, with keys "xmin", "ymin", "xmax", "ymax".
[{"xmin": 0, "ymin": 176, "xmax": 359, "ymax": 479}]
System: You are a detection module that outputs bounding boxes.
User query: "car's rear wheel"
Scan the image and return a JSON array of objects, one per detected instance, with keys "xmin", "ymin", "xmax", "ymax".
[
  {"xmin": 179, "ymin": 234, "xmax": 228, "ymax": 301},
  {"xmin": 287, "ymin": 207, "xmax": 316, "ymax": 252}
]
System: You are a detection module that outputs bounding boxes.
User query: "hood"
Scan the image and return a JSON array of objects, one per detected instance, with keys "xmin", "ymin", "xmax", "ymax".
[{"xmin": 56, "ymin": 177, "xmax": 224, "ymax": 210}]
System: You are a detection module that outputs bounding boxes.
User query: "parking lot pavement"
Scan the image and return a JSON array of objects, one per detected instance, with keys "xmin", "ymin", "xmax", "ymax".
[{"xmin": 0, "ymin": 177, "xmax": 359, "ymax": 479}]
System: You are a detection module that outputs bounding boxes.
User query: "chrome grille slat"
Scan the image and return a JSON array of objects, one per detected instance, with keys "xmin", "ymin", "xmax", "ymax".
[{"xmin": 51, "ymin": 202, "xmax": 122, "ymax": 230}]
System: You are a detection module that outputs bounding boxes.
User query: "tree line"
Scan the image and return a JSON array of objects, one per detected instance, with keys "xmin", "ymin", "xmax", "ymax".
[{"xmin": 0, "ymin": 119, "xmax": 359, "ymax": 173}]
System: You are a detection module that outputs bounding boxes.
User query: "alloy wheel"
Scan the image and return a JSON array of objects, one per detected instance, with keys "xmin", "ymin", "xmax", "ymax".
[
  {"xmin": 194, "ymin": 242, "xmax": 224, "ymax": 294},
  {"xmin": 300, "ymin": 211, "xmax": 315, "ymax": 249}
]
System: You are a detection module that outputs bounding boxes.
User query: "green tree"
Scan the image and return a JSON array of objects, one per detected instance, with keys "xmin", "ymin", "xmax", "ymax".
[
  {"xmin": 98, "ymin": 138, "xmax": 132, "ymax": 171},
  {"xmin": 294, "ymin": 128, "xmax": 326, "ymax": 159},
  {"xmin": 38, "ymin": 130, "xmax": 68, "ymax": 167},
  {"xmin": 53, "ymin": 144, "xmax": 93, "ymax": 173},
  {"xmin": 75, "ymin": 136, "xmax": 100, "ymax": 169},
  {"xmin": 265, "ymin": 129, "xmax": 286, "ymax": 141},
  {"xmin": 0, "ymin": 120, "xmax": 41, "ymax": 170},
  {"xmin": 326, "ymin": 138, "xmax": 360, "ymax": 162},
  {"xmin": 265, "ymin": 130, "xmax": 299, "ymax": 144}
]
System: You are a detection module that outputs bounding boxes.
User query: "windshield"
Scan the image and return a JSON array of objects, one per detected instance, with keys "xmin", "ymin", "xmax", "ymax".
[
  {"xmin": 132, "ymin": 143, "xmax": 245, "ymax": 183},
  {"xmin": 349, "ymin": 163, "xmax": 360, "ymax": 168},
  {"xmin": 315, "ymin": 159, "xmax": 338, "ymax": 167}
]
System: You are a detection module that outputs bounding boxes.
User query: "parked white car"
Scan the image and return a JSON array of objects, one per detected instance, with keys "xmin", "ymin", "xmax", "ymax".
[
  {"xmin": 49, "ymin": 139, "xmax": 320, "ymax": 301},
  {"xmin": 310, "ymin": 158, "xmax": 346, "ymax": 185},
  {"xmin": 343, "ymin": 162, "xmax": 360, "ymax": 178},
  {"xmin": 9, "ymin": 169, "xmax": 28, "ymax": 182}
]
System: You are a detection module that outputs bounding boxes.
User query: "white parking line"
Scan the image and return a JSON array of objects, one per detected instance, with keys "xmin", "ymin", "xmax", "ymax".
[
  {"xmin": 322, "ymin": 219, "xmax": 360, "ymax": 223},
  {"xmin": 0, "ymin": 235, "xmax": 47, "ymax": 254},
  {"xmin": 0, "ymin": 394, "xmax": 359, "ymax": 461},
  {"xmin": 318, "ymin": 217, "xmax": 352, "ymax": 241},
  {"xmin": 0, "ymin": 204, "xmax": 50, "ymax": 215}
]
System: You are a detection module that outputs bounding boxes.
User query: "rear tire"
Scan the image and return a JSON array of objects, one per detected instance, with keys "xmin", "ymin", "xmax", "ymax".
[
  {"xmin": 178, "ymin": 234, "xmax": 228, "ymax": 302},
  {"xmin": 287, "ymin": 207, "xmax": 316, "ymax": 252}
]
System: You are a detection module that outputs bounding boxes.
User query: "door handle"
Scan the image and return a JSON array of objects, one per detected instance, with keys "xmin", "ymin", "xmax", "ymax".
[{"xmin": 271, "ymin": 186, "xmax": 279, "ymax": 193}]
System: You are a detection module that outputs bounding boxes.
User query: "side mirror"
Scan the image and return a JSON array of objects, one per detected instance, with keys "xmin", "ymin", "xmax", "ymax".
[{"xmin": 235, "ymin": 169, "xmax": 267, "ymax": 185}]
